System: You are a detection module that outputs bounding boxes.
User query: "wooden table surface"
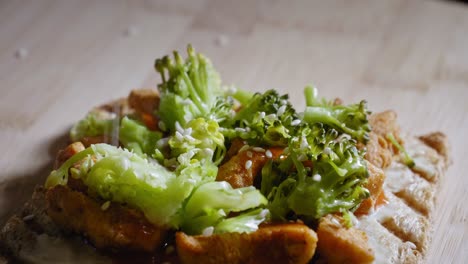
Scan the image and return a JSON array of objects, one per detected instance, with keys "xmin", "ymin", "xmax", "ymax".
[{"xmin": 0, "ymin": 0, "xmax": 467, "ymax": 263}]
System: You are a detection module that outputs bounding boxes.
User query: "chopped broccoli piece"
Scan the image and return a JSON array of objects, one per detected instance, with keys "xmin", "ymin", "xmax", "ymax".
[
  {"xmin": 119, "ymin": 116, "xmax": 162, "ymax": 156},
  {"xmin": 155, "ymin": 45, "xmax": 234, "ymax": 132},
  {"xmin": 261, "ymin": 126, "xmax": 370, "ymax": 222},
  {"xmin": 302, "ymin": 86, "xmax": 371, "ymax": 143},
  {"xmin": 70, "ymin": 110, "xmax": 114, "ymax": 142},
  {"xmin": 386, "ymin": 133, "xmax": 415, "ymax": 168}
]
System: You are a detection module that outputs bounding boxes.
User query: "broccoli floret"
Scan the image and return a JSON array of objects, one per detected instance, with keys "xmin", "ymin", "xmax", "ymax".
[
  {"xmin": 261, "ymin": 125, "xmax": 370, "ymax": 222},
  {"xmin": 224, "ymin": 89, "xmax": 300, "ymax": 147},
  {"xmin": 155, "ymin": 45, "xmax": 234, "ymax": 132},
  {"xmin": 302, "ymin": 86, "xmax": 371, "ymax": 143}
]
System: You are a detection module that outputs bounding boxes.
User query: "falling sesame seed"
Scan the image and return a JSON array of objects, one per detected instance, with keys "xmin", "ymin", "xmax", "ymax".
[
  {"xmin": 101, "ymin": 201, "xmax": 111, "ymax": 211},
  {"xmin": 277, "ymin": 105, "xmax": 287, "ymax": 116},
  {"xmin": 15, "ymin": 48, "xmax": 29, "ymax": 59},
  {"xmin": 280, "ymin": 99, "xmax": 287, "ymax": 105},
  {"xmin": 252, "ymin": 147, "xmax": 265, "ymax": 152},
  {"xmin": 259, "ymin": 112, "xmax": 266, "ymax": 119},
  {"xmin": 265, "ymin": 113, "xmax": 277, "ymax": 120},
  {"xmin": 245, "ymin": 160, "xmax": 253, "ymax": 170},
  {"xmin": 246, "ymin": 151, "xmax": 253, "ymax": 158},
  {"xmin": 265, "ymin": 150, "xmax": 273, "ymax": 158},
  {"xmin": 313, "ymin": 174, "xmax": 321, "ymax": 182},
  {"xmin": 291, "ymin": 119, "xmax": 301, "ymax": 126},
  {"xmin": 215, "ymin": 34, "xmax": 230, "ymax": 47}
]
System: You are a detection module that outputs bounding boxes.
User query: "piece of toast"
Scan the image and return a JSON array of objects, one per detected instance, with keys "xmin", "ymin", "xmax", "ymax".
[{"xmin": 0, "ymin": 132, "xmax": 448, "ymax": 263}]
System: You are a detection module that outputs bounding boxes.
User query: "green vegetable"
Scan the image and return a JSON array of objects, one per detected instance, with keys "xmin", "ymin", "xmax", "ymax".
[
  {"xmin": 302, "ymin": 85, "xmax": 371, "ymax": 143},
  {"xmin": 70, "ymin": 110, "xmax": 114, "ymax": 142},
  {"xmin": 261, "ymin": 126, "xmax": 370, "ymax": 222},
  {"xmin": 168, "ymin": 118, "xmax": 226, "ymax": 166},
  {"xmin": 155, "ymin": 45, "xmax": 234, "ymax": 132},
  {"xmin": 180, "ymin": 181, "xmax": 268, "ymax": 235},
  {"xmin": 214, "ymin": 208, "xmax": 269, "ymax": 234},
  {"xmin": 225, "ymin": 89, "xmax": 299, "ymax": 147},
  {"xmin": 387, "ymin": 133, "xmax": 415, "ymax": 168},
  {"xmin": 119, "ymin": 116, "xmax": 162, "ymax": 156}
]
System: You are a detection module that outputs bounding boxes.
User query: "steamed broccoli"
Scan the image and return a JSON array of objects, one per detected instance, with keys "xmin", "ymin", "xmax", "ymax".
[
  {"xmin": 155, "ymin": 45, "xmax": 234, "ymax": 132},
  {"xmin": 302, "ymin": 86, "xmax": 371, "ymax": 143},
  {"xmin": 224, "ymin": 89, "xmax": 300, "ymax": 147},
  {"xmin": 261, "ymin": 126, "xmax": 370, "ymax": 222}
]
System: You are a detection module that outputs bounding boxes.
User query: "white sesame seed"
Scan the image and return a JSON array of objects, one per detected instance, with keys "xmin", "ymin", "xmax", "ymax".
[
  {"xmin": 260, "ymin": 209, "xmax": 269, "ymax": 218},
  {"xmin": 239, "ymin": 145, "xmax": 250, "ymax": 153},
  {"xmin": 252, "ymin": 147, "xmax": 265, "ymax": 152},
  {"xmin": 101, "ymin": 201, "xmax": 111, "ymax": 211},
  {"xmin": 280, "ymin": 99, "xmax": 287, "ymax": 105},
  {"xmin": 277, "ymin": 105, "xmax": 287, "ymax": 116},
  {"xmin": 204, "ymin": 148, "xmax": 214, "ymax": 157},
  {"xmin": 246, "ymin": 151, "xmax": 253, "ymax": 158},
  {"xmin": 298, "ymin": 154, "xmax": 307, "ymax": 161},
  {"xmin": 323, "ymin": 147, "xmax": 332, "ymax": 155},
  {"xmin": 313, "ymin": 174, "xmax": 321, "ymax": 182},
  {"xmin": 259, "ymin": 112, "xmax": 266, "ymax": 119},
  {"xmin": 202, "ymin": 226, "xmax": 214, "ymax": 236},
  {"xmin": 265, "ymin": 114, "xmax": 277, "ymax": 120},
  {"xmin": 15, "ymin": 48, "xmax": 29, "ymax": 59},
  {"xmin": 175, "ymin": 131, "xmax": 184, "ymax": 141},
  {"xmin": 215, "ymin": 34, "xmax": 230, "ymax": 47},
  {"xmin": 226, "ymin": 85, "xmax": 237, "ymax": 95},
  {"xmin": 22, "ymin": 214, "xmax": 34, "ymax": 221},
  {"xmin": 265, "ymin": 150, "xmax": 273, "ymax": 158},
  {"xmin": 175, "ymin": 122, "xmax": 184, "ymax": 133},
  {"xmin": 158, "ymin": 120, "xmax": 167, "ymax": 131},
  {"xmin": 245, "ymin": 160, "xmax": 253, "ymax": 170},
  {"xmin": 291, "ymin": 119, "xmax": 301, "ymax": 126},
  {"xmin": 235, "ymin": 127, "xmax": 246, "ymax": 133},
  {"xmin": 300, "ymin": 137, "xmax": 309, "ymax": 149},
  {"xmin": 156, "ymin": 137, "xmax": 169, "ymax": 148},
  {"xmin": 123, "ymin": 25, "xmax": 139, "ymax": 37}
]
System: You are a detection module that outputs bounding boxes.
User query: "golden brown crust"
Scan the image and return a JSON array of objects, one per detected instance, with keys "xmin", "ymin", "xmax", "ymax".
[
  {"xmin": 46, "ymin": 185, "xmax": 166, "ymax": 252},
  {"xmin": 176, "ymin": 223, "xmax": 317, "ymax": 264},
  {"xmin": 317, "ymin": 215, "xmax": 374, "ymax": 264},
  {"xmin": 418, "ymin": 132, "xmax": 450, "ymax": 163},
  {"xmin": 355, "ymin": 161, "xmax": 386, "ymax": 215},
  {"xmin": 128, "ymin": 89, "xmax": 160, "ymax": 115}
]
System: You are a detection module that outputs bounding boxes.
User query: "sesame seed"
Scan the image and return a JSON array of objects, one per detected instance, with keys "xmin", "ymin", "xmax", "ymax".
[
  {"xmin": 259, "ymin": 112, "xmax": 266, "ymax": 119},
  {"xmin": 300, "ymin": 137, "xmax": 309, "ymax": 149},
  {"xmin": 239, "ymin": 145, "xmax": 250, "ymax": 153},
  {"xmin": 313, "ymin": 174, "xmax": 321, "ymax": 182},
  {"xmin": 175, "ymin": 122, "xmax": 183, "ymax": 133},
  {"xmin": 280, "ymin": 99, "xmax": 287, "ymax": 105},
  {"xmin": 298, "ymin": 154, "xmax": 307, "ymax": 161},
  {"xmin": 246, "ymin": 151, "xmax": 253, "ymax": 158},
  {"xmin": 22, "ymin": 214, "xmax": 34, "ymax": 221},
  {"xmin": 323, "ymin": 147, "xmax": 332, "ymax": 155},
  {"xmin": 260, "ymin": 209, "xmax": 269, "ymax": 218},
  {"xmin": 202, "ymin": 226, "xmax": 214, "ymax": 236},
  {"xmin": 101, "ymin": 201, "xmax": 111, "ymax": 211},
  {"xmin": 265, "ymin": 150, "xmax": 273, "ymax": 158},
  {"xmin": 252, "ymin": 147, "xmax": 265, "ymax": 152},
  {"xmin": 204, "ymin": 148, "xmax": 214, "ymax": 157},
  {"xmin": 245, "ymin": 160, "xmax": 253, "ymax": 170},
  {"xmin": 291, "ymin": 119, "xmax": 301, "ymax": 126},
  {"xmin": 175, "ymin": 131, "xmax": 184, "ymax": 141},
  {"xmin": 15, "ymin": 48, "xmax": 29, "ymax": 59},
  {"xmin": 265, "ymin": 113, "xmax": 277, "ymax": 120},
  {"xmin": 235, "ymin": 127, "xmax": 246, "ymax": 133},
  {"xmin": 277, "ymin": 105, "xmax": 287, "ymax": 116},
  {"xmin": 158, "ymin": 120, "xmax": 167, "ymax": 131}
]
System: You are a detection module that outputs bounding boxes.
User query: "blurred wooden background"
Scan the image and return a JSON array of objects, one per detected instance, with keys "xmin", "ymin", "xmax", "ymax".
[{"xmin": 0, "ymin": 0, "xmax": 467, "ymax": 263}]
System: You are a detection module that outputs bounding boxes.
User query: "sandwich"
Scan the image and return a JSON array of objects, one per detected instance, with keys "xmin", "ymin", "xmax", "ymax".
[{"xmin": 0, "ymin": 45, "xmax": 449, "ymax": 263}]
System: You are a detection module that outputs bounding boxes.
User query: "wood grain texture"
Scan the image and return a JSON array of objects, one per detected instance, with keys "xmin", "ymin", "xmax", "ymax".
[{"xmin": 0, "ymin": 0, "xmax": 466, "ymax": 263}]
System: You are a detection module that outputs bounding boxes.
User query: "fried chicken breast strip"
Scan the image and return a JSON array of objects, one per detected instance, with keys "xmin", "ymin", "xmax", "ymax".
[{"xmin": 176, "ymin": 223, "xmax": 317, "ymax": 264}]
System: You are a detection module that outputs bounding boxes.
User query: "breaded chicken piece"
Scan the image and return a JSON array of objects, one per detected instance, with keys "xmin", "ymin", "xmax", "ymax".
[
  {"xmin": 176, "ymin": 222, "xmax": 317, "ymax": 264},
  {"xmin": 128, "ymin": 89, "xmax": 160, "ymax": 115},
  {"xmin": 317, "ymin": 214, "xmax": 374, "ymax": 264},
  {"xmin": 46, "ymin": 185, "xmax": 166, "ymax": 252}
]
